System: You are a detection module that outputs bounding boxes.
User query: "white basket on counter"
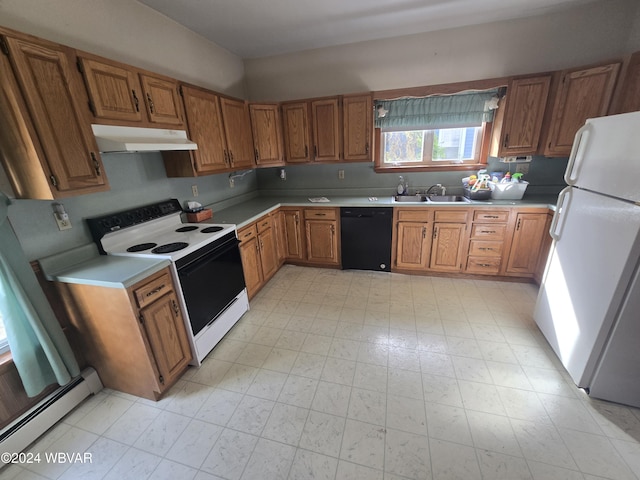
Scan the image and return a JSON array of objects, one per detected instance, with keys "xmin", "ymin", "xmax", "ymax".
[{"xmin": 488, "ymin": 181, "xmax": 528, "ymax": 200}]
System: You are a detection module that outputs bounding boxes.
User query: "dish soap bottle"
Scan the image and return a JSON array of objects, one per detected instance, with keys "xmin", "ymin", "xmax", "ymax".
[{"xmin": 397, "ymin": 176, "xmax": 406, "ymax": 195}]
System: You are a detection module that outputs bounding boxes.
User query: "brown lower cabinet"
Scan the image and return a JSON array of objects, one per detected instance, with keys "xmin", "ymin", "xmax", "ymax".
[
  {"xmin": 505, "ymin": 212, "xmax": 549, "ymax": 276},
  {"xmin": 238, "ymin": 215, "xmax": 279, "ymax": 299},
  {"xmin": 53, "ymin": 267, "xmax": 192, "ymax": 400},
  {"xmin": 303, "ymin": 208, "xmax": 340, "ymax": 266}
]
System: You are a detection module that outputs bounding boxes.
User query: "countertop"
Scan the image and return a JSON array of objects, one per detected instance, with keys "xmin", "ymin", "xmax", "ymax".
[
  {"xmin": 39, "ymin": 244, "xmax": 170, "ymax": 289},
  {"xmin": 207, "ymin": 194, "xmax": 558, "ymax": 229}
]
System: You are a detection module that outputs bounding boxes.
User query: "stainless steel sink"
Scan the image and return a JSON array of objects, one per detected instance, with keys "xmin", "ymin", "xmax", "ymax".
[
  {"xmin": 393, "ymin": 195, "xmax": 428, "ymax": 202},
  {"xmin": 426, "ymin": 195, "xmax": 471, "ymax": 203}
]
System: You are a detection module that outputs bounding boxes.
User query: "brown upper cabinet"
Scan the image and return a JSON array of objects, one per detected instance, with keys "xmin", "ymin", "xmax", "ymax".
[
  {"xmin": 544, "ymin": 62, "xmax": 621, "ymax": 157},
  {"xmin": 0, "ymin": 30, "xmax": 108, "ymax": 199},
  {"xmin": 282, "ymin": 102, "xmax": 312, "ymax": 163},
  {"xmin": 78, "ymin": 54, "xmax": 184, "ymax": 128},
  {"xmin": 249, "ymin": 104, "xmax": 284, "ymax": 167},
  {"xmin": 164, "ymin": 87, "xmax": 254, "ymax": 176},
  {"xmin": 343, "ymin": 94, "xmax": 373, "ymax": 162},
  {"xmin": 311, "ymin": 98, "xmax": 341, "ymax": 162},
  {"xmin": 220, "ymin": 97, "xmax": 255, "ymax": 169},
  {"xmin": 490, "ymin": 75, "xmax": 551, "ymax": 157},
  {"xmin": 611, "ymin": 51, "xmax": 640, "ymax": 114}
]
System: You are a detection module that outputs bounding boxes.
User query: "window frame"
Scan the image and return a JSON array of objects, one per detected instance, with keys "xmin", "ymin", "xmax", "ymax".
[
  {"xmin": 374, "ymin": 121, "xmax": 492, "ymax": 173},
  {"xmin": 0, "ymin": 314, "xmax": 9, "ymax": 355}
]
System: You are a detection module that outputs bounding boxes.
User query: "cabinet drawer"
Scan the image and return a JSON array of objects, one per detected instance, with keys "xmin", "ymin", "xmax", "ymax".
[
  {"xmin": 396, "ymin": 209, "xmax": 431, "ymax": 222},
  {"xmin": 304, "ymin": 208, "xmax": 337, "ymax": 220},
  {"xmin": 471, "ymin": 223, "xmax": 507, "ymax": 239},
  {"xmin": 466, "ymin": 256, "xmax": 501, "ymax": 274},
  {"xmin": 473, "ymin": 210, "xmax": 509, "ymax": 222},
  {"xmin": 256, "ymin": 216, "xmax": 272, "ymax": 233},
  {"xmin": 468, "ymin": 240, "xmax": 504, "ymax": 257},
  {"xmin": 134, "ymin": 271, "xmax": 173, "ymax": 309},
  {"xmin": 238, "ymin": 224, "xmax": 258, "ymax": 242},
  {"xmin": 434, "ymin": 210, "xmax": 469, "ymax": 223}
]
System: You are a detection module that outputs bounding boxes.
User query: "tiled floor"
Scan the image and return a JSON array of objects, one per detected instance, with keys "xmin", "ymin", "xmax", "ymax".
[{"xmin": 2, "ymin": 265, "xmax": 640, "ymax": 480}]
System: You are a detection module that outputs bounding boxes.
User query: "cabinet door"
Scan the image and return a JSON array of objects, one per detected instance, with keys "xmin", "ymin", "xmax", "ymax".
[
  {"xmin": 396, "ymin": 222, "xmax": 430, "ymax": 270},
  {"xmin": 259, "ymin": 226, "xmax": 279, "ymax": 280},
  {"xmin": 305, "ymin": 220, "xmax": 339, "ymax": 265},
  {"xmin": 544, "ymin": 63, "xmax": 621, "ymax": 157},
  {"xmin": 429, "ymin": 223, "xmax": 465, "ymax": 272},
  {"xmin": 3, "ymin": 35, "xmax": 107, "ymax": 194},
  {"xmin": 282, "ymin": 102, "xmax": 311, "ymax": 163},
  {"xmin": 78, "ymin": 56, "xmax": 144, "ymax": 123},
  {"xmin": 506, "ymin": 213, "xmax": 547, "ymax": 275},
  {"xmin": 181, "ymin": 86, "xmax": 229, "ymax": 174},
  {"xmin": 343, "ymin": 94, "xmax": 373, "ymax": 161},
  {"xmin": 238, "ymin": 234, "xmax": 263, "ymax": 299},
  {"xmin": 282, "ymin": 209, "xmax": 304, "ymax": 260},
  {"xmin": 249, "ymin": 104, "xmax": 283, "ymax": 166},
  {"xmin": 220, "ymin": 97, "xmax": 255, "ymax": 169},
  {"xmin": 311, "ymin": 98, "xmax": 341, "ymax": 162},
  {"xmin": 139, "ymin": 73, "xmax": 184, "ymax": 126},
  {"xmin": 498, "ymin": 75, "xmax": 551, "ymax": 156},
  {"xmin": 612, "ymin": 51, "xmax": 640, "ymax": 114},
  {"xmin": 140, "ymin": 292, "xmax": 192, "ymax": 389}
]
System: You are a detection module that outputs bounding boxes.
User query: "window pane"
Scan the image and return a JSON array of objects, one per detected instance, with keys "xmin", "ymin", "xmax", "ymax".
[
  {"xmin": 383, "ymin": 131, "xmax": 425, "ymax": 163},
  {"xmin": 433, "ymin": 127, "xmax": 479, "ymax": 162}
]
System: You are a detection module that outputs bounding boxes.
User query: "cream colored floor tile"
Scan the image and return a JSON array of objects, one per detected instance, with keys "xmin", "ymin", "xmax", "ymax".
[
  {"xmin": 102, "ymin": 447, "xmax": 161, "ymax": 480},
  {"xmin": 430, "ymin": 439, "xmax": 481, "ymax": 480},
  {"xmin": 194, "ymin": 388, "xmax": 243, "ymax": 426},
  {"xmin": 384, "ymin": 428, "xmax": 430, "ymax": 479},
  {"xmin": 165, "ymin": 419, "xmax": 223, "ymax": 468},
  {"xmin": 261, "ymin": 403, "xmax": 308, "ymax": 446},
  {"xmin": 347, "ymin": 387, "xmax": 386, "ymax": 426},
  {"xmin": 466, "ymin": 409, "xmax": 523, "ymax": 457},
  {"xmin": 476, "ymin": 450, "xmax": 533, "ymax": 480},
  {"xmin": 312, "ymin": 381, "xmax": 352, "ymax": 417},
  {"xmin": 299, "ymin": 410, "xmax": 346, "ymax": 457},
  {"xmin": 353, "ymin": 363, "xmax": 387, "ymax": 393},
  {"xmin": 200, "ymin": 429, "xmax": 258, "ymax": 480},
  {"xmin": 425, "ymin": 401, "xmax": 473, "ymax": 446},
  {"xmin": 290, "ymin": 352, "xmax": 326, "ymax": 379},
  {"xmin": 340, "ymin": 419, "xmax": 386, "ymax": 470},
  {"xmin": 278, "ymin": 375, "xmax": 319, "ymax": 408},
  {"xmin": 226, "ymin": 395, "xmax": 275, "ymax": 435},
  {"xmin": 422, "ymin": 373, "xmax": 464, "ymax": 407},
  {"xmin": 287, "ymin": 449, "xmax": 338, "ymax": 480},
  {"xmin": 241, "ymin": 438, "xmax": 296, "ymax": 480},
  {"xmin": 320, "ymin": 357, "xmax": 356, "ymax": 386},
  {"xmin": 133, "ymin": 410, "xmax": 190, "ymax": 456},
  {"xmin": 335, "ymin": 460, "xmax": 383, "ymax": 480},
  {"xmin": 386, "ymin": 394, "xmax": 427, "ymax": 435},
  {"xmin": 458, "ymin": 380, "xmax": 507, "ymax": 415},
  {"xmin": 387, "ymin": 368, "xmax": 423, "ymax": 400},
  {"xmin": 246, "ymin": 369, "xmax": 288, "ymax": 400}
]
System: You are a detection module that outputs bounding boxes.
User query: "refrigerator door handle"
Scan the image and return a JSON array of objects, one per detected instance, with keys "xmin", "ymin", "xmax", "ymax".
[
  {"xmin": 565, "ymin": 125, "xmax": 590, "ymax": 186},
  {"xmin": 549, "ymin": 186, "xmax": 571, "ymax": 241}
]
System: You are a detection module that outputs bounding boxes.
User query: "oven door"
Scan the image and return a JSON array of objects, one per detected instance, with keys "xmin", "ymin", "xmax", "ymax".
[{"xmin": 176, "ymin": 232, "xmax": 246, "ymax": 336}]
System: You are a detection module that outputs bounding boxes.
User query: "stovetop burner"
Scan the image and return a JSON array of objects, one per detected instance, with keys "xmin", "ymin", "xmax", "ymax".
[
  {"xmin": 152, "ymin": 242, "xmax": 189, "ymax": 254},
  {"xmin": 127, "ymin": 242, "xmax": 157, "ymax": 252},
  {"xmin": 176, "ymin": 226, "xmax": 199, "ymax": 232},
  {"xmin": 201, "ymin": 226, "xmax": 224, "ymax": 233}
]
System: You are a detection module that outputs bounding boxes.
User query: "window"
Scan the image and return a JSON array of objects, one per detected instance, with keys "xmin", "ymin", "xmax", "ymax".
[
  {"xmin": 0, "ymin": 311, "xmax": 8, "ymax": 355},
  {"xmin": 374, "ymin": 88, "xmax": 499, "ymax": 172},
  {"xmin": 381, "ymin": 125, "xmax": 483, "ymax": 166}
]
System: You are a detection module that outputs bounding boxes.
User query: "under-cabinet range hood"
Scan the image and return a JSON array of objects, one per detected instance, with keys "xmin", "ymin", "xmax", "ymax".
[{"xmin": 91, "ymin": 124, "xmax": 198, "ymax": 152}]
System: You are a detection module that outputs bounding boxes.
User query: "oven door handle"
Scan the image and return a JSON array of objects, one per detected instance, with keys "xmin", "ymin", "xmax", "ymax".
[{"xmin": 178, "ymin": 238, "xmax": 240, "ymax": 277}]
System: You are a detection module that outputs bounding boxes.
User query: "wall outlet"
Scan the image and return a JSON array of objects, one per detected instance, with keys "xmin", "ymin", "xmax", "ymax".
[
  {"xmin": 516, "ymin": 163, "xmax": 530, "ymax": 174},
  {"xmin": 338, "ymin": 169, "xmax": 345, "ymax": 180},
  {"xmin": 229, "ymin": 178, "xmax": 235, "ymax": 188},
  {"xmin": 53, "ymin": 212, "xmax": 72, "ymax": 231},
  {"xmin": 191, "ymin": 185, "xmax": 199, "ymax": 197}
]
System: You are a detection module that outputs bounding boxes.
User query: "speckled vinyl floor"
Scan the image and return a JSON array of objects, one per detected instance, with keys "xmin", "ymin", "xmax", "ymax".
[{"xmin": 3, "ymin": 265, "xmax": 640, "ymax": 480}]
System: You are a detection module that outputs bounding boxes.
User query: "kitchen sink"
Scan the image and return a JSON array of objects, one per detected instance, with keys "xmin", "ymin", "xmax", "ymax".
[
  {"xmin": 426, "ymin": 195, "xmax": 471, "ymax": 203},
  {"xmin": 393, "ymin": 195, "xmax": 428, "ymax": 202}
]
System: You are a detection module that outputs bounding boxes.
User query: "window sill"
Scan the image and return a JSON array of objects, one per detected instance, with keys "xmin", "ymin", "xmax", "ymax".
[{"xmin": 374, "ymin": 163, "xmax": 486, "ymax": 173}]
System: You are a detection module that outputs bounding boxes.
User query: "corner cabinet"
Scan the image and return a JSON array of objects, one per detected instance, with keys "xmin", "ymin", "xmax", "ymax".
[
  {"xmin": 544, "ymin": 62, "xmax": 621, "ymax": 157},
  {"xmin": 238, "ymin": 215, "xmax": 279, "ymax": 299},
  {"xmin": 281, "ymin": 207, "xmax": 305, "ymax": 260},
  {"xmin": 611, "ymin": 51, "xmax": 640, "ymax": 114},
  {"xmin": 55, "ymin": 267, "xmax": 192, "ymax": 400},
  {"xmin": 249, "ymin": 104, "xmax": 284, "ymax": 167},
  {"xmin": 0, "ymin": 31, "xmax": 108, "ymax": 199},
  {"xmin": 490, "ymin": 75, "xmax": 551, "ymax": 157}
]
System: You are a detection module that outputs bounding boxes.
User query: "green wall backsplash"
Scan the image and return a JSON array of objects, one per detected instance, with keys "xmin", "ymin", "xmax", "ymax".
[
  {"xmin": 3, "ymin": 152, "xmax": 258, "ymax": 261},
  {"xmin": 256, "ymin": 156, "xmax": 568, "ymax": 197}
]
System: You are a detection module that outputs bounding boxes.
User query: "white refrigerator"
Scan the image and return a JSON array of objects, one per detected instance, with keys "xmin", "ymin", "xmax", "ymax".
[{"xmin": 534, "ymin": 111, "xmax": 640, "ymax": 407}]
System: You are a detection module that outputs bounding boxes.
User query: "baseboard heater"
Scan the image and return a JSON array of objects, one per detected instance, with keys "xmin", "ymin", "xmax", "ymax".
[{"xmin": 0, "ymin": 368, "xmax": 103, "ymax": 463}]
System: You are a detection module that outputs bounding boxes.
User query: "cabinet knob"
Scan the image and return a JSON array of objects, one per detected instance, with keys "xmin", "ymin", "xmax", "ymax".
[
  {"xmin": 91, "ymin": 152, "xmax": 101, "ymax": 176},
  {"xmin": 171, "ymin": 299, "xmax": 180, "ymax": 317},
  {"xmin": 132, "ymin": 90, "xmax": 140, "ymax": 112},
  {"xmin": 146, "ymin": 92, "xmax": 155, "ymax": 113}
]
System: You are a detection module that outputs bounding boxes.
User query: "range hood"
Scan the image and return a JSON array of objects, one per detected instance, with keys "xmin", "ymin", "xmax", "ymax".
[{"xmin": 91, "ymin": 124, "xmax": 198, "ymax": 152}]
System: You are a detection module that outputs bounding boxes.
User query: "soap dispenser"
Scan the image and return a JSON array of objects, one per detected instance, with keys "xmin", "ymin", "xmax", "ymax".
[{"xmin": 397, "ymin": 176, "xmax": 406, "ymax": 195}]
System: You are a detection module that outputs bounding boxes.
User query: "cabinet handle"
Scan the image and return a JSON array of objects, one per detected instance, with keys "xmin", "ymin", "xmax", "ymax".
[
  {"xmin": 159, "ymin": 375, "xmax": 165, "ymax": 385},
  {"xmin": 229, "ymin": 151, "xmax": 235, "ymax": 166},
  {"xmin": 516, "ymin": 218, "xmax": 521, "ymax": 231},
  {"xmin": 314, "ymin": 213, "xmax": 326, "ymax": 216},
  {"xmin": 479, "ymin": 247, "xmax": 496, "ymax": 251},
  {"xmin": 146, "ymin": 92, "xmax": 155, "ymax": 113},
  {"xmin": 485, "ymin": 215, "xmax": 499, "ymax": 219},
  {"xmin": 49, "ymin": 175, "xmax": 58, "ymax": 187},
  {"xmin": 365, "ymin": 143, "xmax": 369, "ymax": 154},
  {"xmin": 304, "ymin": 145, "xmax": 308, "ymax": 158},
  {"xmin": 145, "ymin": 284, "xmax": 166, "ymax": 297},
  {"xmin": 254, "ymin": 148, "xmax": 259, "ymax": 162},
  {"xmin": 224, "ymin": 150, "xmax": 229, "ymax": 166},
  {"xmin": 483, "ymin": 230, "xmax": 497, "ymax": 234},
  {"xmin": 331, "ymin": 224, "xmax": 335, "ymax": 235},
  {"xmin": 295, "ymin": 214, "xmax": 299, "ymax": 225},
  {"xmin": 132, "ymin": 90, "xmax": 140, "ymax": 112},
  {"xmin": 91, "ymin": 152, "xmax": 101, "ymax": 176},
  {"xmin": 431, "ymin": 227, "xmax": 436, "ymax": 239},
  {"xmin": 503, "ymin": 133, "xmax": 509, "ymax": 148},
  {"xmin": 479, "ymin": 263, "xmax": 492, "ymax": 267},
  {"xmin": 171, "ymin": 299, "xmax": 180, "ymax": 317},
  {"xmin": 314, "ymin": 145, "xmax": 318, "ymax": 158}
]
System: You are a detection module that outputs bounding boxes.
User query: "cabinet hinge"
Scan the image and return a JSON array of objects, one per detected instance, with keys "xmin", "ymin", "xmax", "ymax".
[
  {"xmin": 0, "ymin": 37, "xmax": 9, "ymax": 56},
  {"xmin": 49, "ymin": 175, "xmax": 58, "ymax": 187},
  {"xmin": 76, "ymin": 58, "xmax": 84, "ymax": 74}
]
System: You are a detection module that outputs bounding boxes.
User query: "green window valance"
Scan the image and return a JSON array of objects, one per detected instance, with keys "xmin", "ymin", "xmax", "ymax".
[{"xmin": 375, "ymin": 89, "xmax": 500, "ymax": 129}]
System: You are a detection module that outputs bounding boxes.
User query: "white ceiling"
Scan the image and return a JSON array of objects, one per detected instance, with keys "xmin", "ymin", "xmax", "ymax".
[{"xmin": 138, "ymin": 0, "xmax": 598, "ymax": 59}]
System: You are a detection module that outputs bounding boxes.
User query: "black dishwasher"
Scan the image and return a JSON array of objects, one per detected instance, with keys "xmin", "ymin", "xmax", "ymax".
[{"xmin": 340, "ymin": 207, "xmax": 392, "ymax": 272}]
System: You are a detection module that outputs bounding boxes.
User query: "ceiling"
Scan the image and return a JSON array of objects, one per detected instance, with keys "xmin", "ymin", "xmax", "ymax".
[{"xmin": 138, "ymin": 0, "xmax": 598, "ymax": 59}]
